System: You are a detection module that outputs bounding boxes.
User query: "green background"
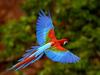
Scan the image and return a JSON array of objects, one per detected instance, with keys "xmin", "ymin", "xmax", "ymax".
[{"xmin": 0, "ymin": 0, "xmax": 100, "ymax": 75}]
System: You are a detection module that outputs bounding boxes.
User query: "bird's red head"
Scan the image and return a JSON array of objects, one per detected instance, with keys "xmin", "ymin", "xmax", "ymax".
[{"xmin": 58, "ymin": 38, "xmax": 69, "ymax": 46}]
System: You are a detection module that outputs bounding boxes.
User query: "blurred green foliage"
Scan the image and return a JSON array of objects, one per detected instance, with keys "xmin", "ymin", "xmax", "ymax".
[
  {"xmin": 0, "ymin": 16, "xmax": 35, "ymax": 62},
  {"xmin": 0, "ymin": 0, "xmax": 100, "ymax": 75}
]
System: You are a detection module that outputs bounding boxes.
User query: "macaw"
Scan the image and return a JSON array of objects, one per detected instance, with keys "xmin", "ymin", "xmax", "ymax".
[{"xmin": 10, "ymin": 10, "xmax": 80, "ymax": 70}]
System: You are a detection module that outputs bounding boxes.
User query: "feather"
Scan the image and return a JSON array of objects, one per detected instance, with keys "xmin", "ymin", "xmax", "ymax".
[
  {"xmin": 18, "ymin": 46, "xmax": 39, "ymax": 62},
  {"xmin": 15, "ymin": 64, "xmax": 25, "ymax": 71},
  {"xmin": 45, "ymin": 49, "xmax": 80, "ymax": 63},
  {"xmin": 14, "ymin": 53, "xmax": 44, "ymax": 70},
  {"xmin": 30, "ymin": 42, "xmax": 52, "ymax": 57},
  {"xmin": 36, "ymin": 10, "xmax": 54, "ymax": 45},
  {"xmin": 22, "ymin": 53, "xmax": 44, "ymax": 69}
]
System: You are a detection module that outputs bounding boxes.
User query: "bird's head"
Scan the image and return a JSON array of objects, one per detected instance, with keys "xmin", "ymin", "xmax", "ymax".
[{"xmin": 58, "ymin": 38, "xmax": 69, "ymax": 46}]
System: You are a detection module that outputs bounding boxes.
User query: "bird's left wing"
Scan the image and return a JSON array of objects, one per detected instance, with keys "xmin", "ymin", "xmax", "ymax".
[
  {"xmin": 45, "ymin": 45, "xmax": 80, "ymax": 63},
  {"xmin": 36, "ymin": 10, "xmax": 54, "ymax": 46}
]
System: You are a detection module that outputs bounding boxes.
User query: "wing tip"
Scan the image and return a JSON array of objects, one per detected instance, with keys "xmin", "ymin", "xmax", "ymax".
[
  {"xmin": 64, "ymin": 51, "xmax": 80, "ymax": 63},
  {"xmin": 39, "ymin": 9, "xmax": 45, "ymax": 16},
  {"xmin": 38, "ymin": 9, "xmax": 51, "ymax": 18}
]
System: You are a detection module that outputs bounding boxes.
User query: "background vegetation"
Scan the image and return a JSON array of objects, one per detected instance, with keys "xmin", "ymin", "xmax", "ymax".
[{"xmin": 0, "ymin": 0, "xmax": 100, "ymax": 75}]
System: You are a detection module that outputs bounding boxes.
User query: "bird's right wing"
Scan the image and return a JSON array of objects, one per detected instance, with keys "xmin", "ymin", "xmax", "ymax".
[{"xmin": 45, "ymin": 45, "xmax": 80, "ymax": 63}]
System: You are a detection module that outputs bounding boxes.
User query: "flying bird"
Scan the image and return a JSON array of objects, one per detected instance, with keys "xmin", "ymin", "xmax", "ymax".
[{"xmin": 10, "ymin": 10, "xmax": 80, "ymax": 70}]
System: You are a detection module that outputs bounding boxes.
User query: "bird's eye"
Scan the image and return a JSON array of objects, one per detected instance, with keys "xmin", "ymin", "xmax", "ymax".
[{"xmin": 63, "ymin": 41, "xmax": 68, "ymax": 45}]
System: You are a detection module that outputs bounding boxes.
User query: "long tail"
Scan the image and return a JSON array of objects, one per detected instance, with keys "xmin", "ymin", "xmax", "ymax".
[
  {"xmin": 9, "ymin": 43, "xmax": 52, "ymax": 71},
  {"xmin": 9, "ymin": 46, "xmax": 44, "ymax": 71},
  {"xmin": 9, "ymin": 53, "xmax": 43, "ymax": 71}
]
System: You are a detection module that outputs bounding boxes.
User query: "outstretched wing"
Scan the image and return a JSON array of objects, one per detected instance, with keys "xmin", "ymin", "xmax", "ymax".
[
  {"xmin": 36, "ymin": 10, "xmax": 54, "ymax": 46},
  {"xmin": 45, "ymin": 45, "xmax": 80, "ymax": 63}
]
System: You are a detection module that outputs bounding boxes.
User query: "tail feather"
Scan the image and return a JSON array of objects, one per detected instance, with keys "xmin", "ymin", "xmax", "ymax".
[
  {"xmin": 18, "ymin": 46, "xmax": 39, "ymax": 62},
  {"xmin": 10, "ymin": 43, "xmax": 52, "ymax": 70},
  {"xmin": 22, "ymin": 53, "xmax": 44, "ymax": 69},
  {"xmin": 15, "ymin": 64, "xmax": 25, "ymax": 71},
  {"xmin": 10, "ymin": 53, "xmax": 44, "ymax": 71},
  {"xmin": 26, "ymin": 46, "xmax": 39, "ymax": 52}
]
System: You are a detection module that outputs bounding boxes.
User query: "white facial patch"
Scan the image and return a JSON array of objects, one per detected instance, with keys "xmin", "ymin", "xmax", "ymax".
[{"xmin": 64, "ymin": 41, "xmax": 68, "ymax": 45}]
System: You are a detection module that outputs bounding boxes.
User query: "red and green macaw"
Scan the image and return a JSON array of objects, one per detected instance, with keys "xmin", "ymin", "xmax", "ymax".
[{"xmin": 10, "ymin": 10, "xmax": 80, "ymax": 70}]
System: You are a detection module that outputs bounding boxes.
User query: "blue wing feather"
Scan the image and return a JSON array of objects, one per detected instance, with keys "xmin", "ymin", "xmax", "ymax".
[
  {"xmin": 36, "ymin": 10, "xmax": 54, "ymax": 45},
  {"xmin": 45, "ymin": 50, "xmax": 80, "ymax": 63}
]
